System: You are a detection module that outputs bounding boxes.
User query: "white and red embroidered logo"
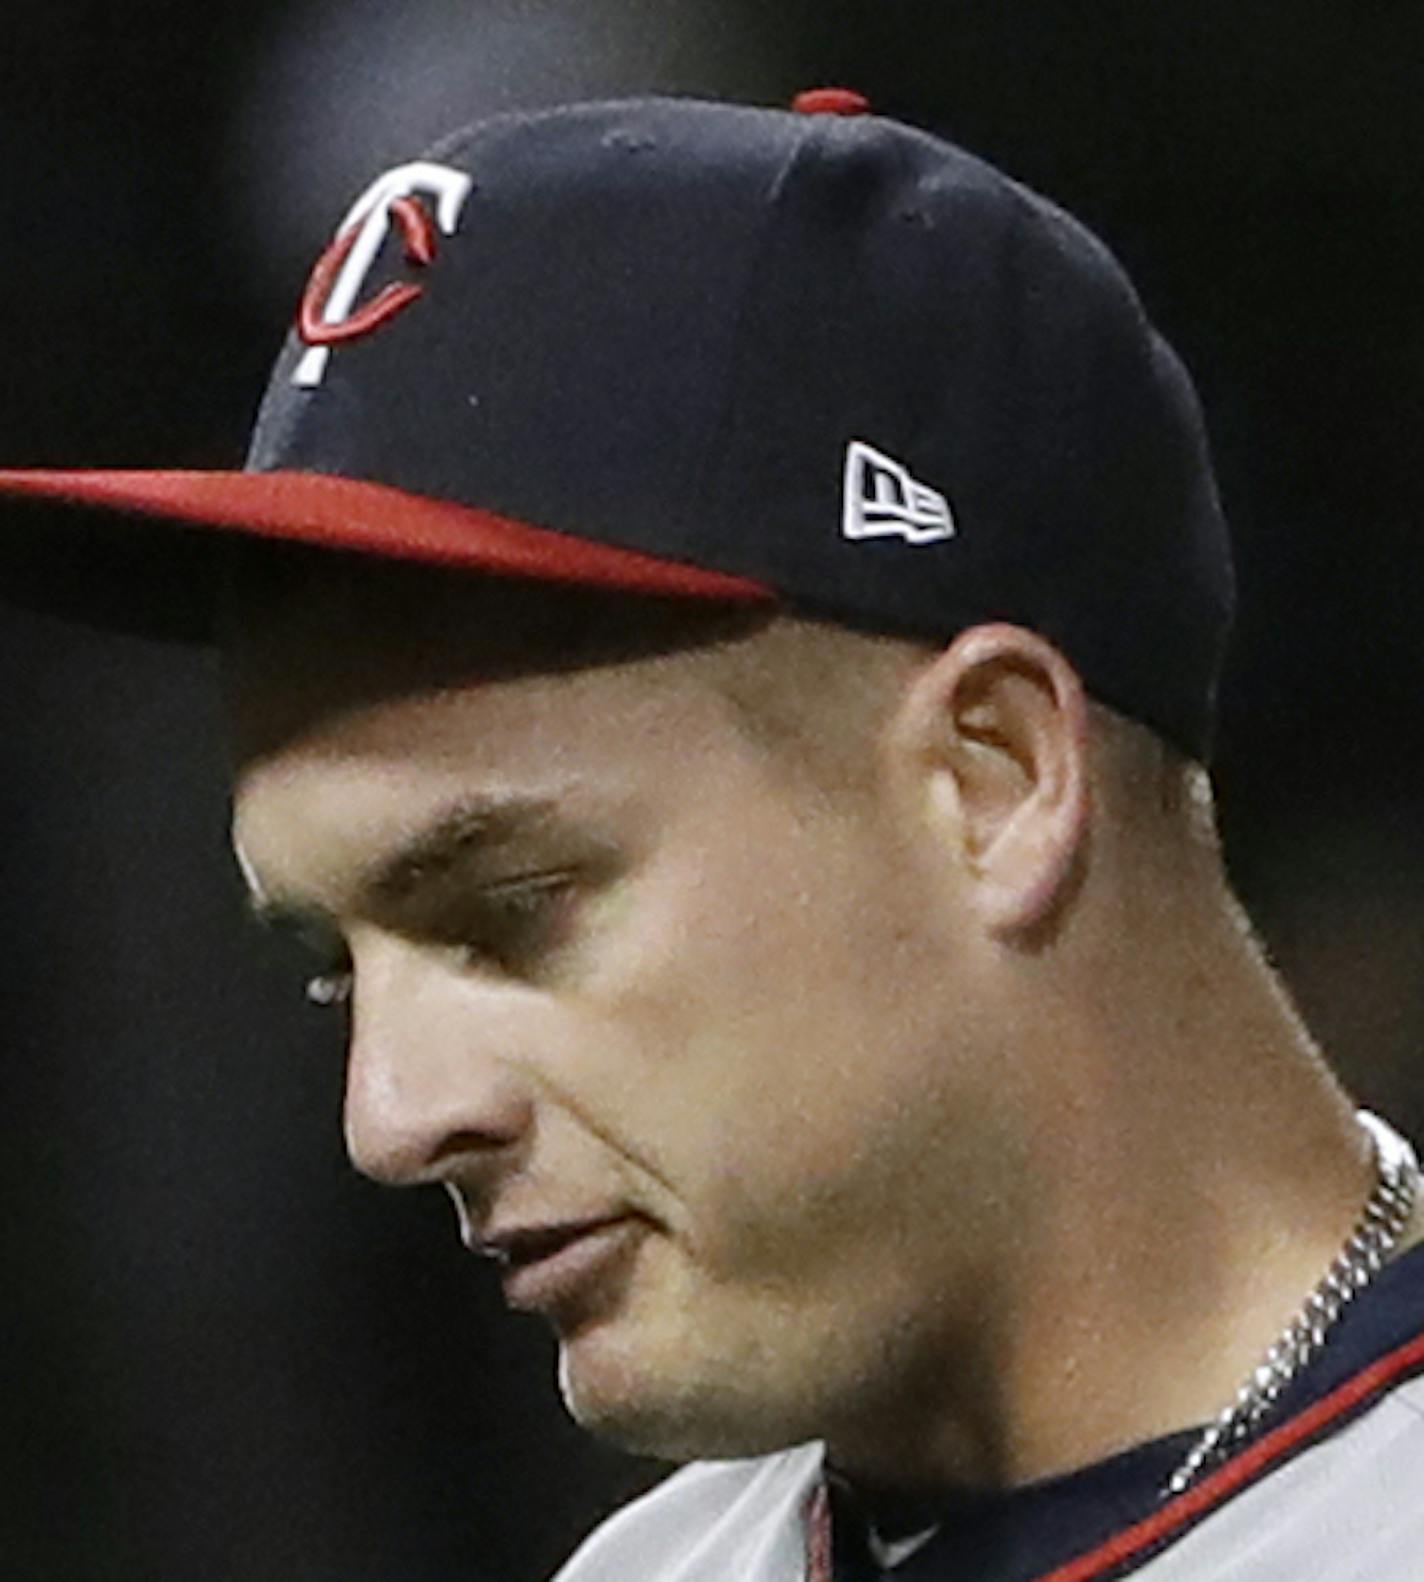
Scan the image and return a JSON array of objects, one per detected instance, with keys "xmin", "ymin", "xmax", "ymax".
[{"xmin": 293, "ymin": 161, "xmax": 474, "ymax": 388}]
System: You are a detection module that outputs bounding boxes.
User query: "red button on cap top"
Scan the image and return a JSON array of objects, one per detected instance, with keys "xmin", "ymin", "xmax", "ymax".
[{"xmin": 791, "ymin": 87, "xmax": 871, "ymax": 116}]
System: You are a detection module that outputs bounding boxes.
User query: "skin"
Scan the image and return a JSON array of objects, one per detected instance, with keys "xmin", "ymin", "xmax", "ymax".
[{"xmin": 224, "ymin": 565, "xmax": 1417, "ymax": 1493}]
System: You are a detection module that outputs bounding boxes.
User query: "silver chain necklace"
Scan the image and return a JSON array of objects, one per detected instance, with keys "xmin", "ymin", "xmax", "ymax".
[{"xmin": 1163, "ymin": 1110, "xmax": 1419, "ymax": 1497}]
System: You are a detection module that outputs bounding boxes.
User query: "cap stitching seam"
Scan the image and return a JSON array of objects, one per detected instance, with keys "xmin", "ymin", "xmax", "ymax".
[{"xmin": 683, "ymin": 119, "xmax": 819, "ymax": 570}]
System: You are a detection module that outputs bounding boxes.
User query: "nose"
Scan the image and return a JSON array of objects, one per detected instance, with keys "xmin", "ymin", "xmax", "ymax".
[{"xmin": 341, "ymin": 931, "xmax": 535, "ymax": 1188}]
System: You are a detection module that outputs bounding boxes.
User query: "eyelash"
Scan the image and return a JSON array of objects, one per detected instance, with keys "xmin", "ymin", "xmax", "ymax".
[
  {"xmin": 455, "ymin": 873, "xmax": 574, "ymax": 970},
  {"xmin": 299, "ymin": 874, "xmax": 574, "ymax": 1008}
]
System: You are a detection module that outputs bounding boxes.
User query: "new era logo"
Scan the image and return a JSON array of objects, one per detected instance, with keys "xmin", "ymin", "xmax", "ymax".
[{"xmin": 842, "ymin": 440, "xmax": 955, "ymax": 546}]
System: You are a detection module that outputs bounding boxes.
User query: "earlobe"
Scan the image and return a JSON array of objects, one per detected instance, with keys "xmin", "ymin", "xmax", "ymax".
[{"xmin": 896, "ymin": 624, "xmax": 1091, "ymax": 940}]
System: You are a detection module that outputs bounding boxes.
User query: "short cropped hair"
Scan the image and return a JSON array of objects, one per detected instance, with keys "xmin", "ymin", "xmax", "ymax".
[{"xmin": 221, "ymin": 541, "xmax": 1217, "ymax": 852}]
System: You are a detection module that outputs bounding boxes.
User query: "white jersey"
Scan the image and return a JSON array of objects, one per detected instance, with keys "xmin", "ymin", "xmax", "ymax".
[{"xmin": 553, "ymin": 1243, "xmax": 1424, "ymax": 1581}]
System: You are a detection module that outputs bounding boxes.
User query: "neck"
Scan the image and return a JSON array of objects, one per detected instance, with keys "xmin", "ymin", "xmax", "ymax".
[{"xmin": 827, "ymin": 878, "xmax": 1382, "ymax": 1495}]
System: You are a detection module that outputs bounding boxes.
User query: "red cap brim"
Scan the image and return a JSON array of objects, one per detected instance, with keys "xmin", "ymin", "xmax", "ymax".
[{"xmin": 0, "ymin": 467, "xmax": 774, "ymax": 604}]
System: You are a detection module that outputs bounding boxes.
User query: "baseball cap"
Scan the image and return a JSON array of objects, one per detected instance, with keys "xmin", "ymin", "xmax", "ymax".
[{"xmin": 0, "ymin": 88, "xmax": 1234, "ymax": 759}]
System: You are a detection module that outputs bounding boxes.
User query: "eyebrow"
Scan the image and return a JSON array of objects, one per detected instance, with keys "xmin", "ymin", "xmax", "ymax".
[
  {"xmin": 362, "ymin": 794, "xmax": 562, "ymax": 905},
  {"xmin": 244, "ymin": 793, "xmax": 562, "ymax": 932}
]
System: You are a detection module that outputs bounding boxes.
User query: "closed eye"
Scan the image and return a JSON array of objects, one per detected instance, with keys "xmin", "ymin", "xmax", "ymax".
[
  {"xmin": 278, "ymin": 871, "xmax": 580, "ymax": 1010},
  {"xmin": 449, "ymin": 872, "xmax": 576, "ymax": 974}
]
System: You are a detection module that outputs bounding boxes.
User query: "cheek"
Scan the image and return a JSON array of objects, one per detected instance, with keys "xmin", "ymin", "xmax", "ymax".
[{"xmin": 567, "ymin": 825, "xmax": 959, "ymax": 1278}]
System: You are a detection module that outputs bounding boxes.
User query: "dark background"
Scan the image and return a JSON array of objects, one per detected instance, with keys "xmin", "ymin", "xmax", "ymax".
[{"xmin": 3, "ymin": 4, "xmax": 1423, "ymax": 1578}]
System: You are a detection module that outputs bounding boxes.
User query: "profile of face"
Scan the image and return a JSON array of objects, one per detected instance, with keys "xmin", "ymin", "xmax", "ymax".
[{"xmin": 224, "ymin": 559, "xmax": 1045, "ymax": 1466}]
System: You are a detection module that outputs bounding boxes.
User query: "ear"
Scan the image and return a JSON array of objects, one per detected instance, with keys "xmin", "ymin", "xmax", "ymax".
[{"xmin": 889, "ymin": 624, "xmax": 1091, "ymax": 938}]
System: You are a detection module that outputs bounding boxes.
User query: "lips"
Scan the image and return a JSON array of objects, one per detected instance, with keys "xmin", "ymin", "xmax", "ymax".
[
  {"xmin": 476, "ymin": 1214, "xmax": 646, "ymax": 1322},
  {"xmin": 478, "ymin": 1216, "xmax": 620, "ymax": 1267}
]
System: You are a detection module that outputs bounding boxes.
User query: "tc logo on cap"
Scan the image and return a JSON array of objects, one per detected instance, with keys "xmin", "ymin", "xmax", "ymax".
[
  {"xmin": 293, "ymin": 161, "xmax": 474, "ymax": 389},
  {"xmin": 842, "ymin": 440, "xmax": 955, "ymax": 545}
]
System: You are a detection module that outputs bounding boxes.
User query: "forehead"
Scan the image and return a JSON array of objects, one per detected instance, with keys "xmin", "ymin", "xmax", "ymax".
[
  {"xmin": 221, "ymin": 555, "xmax": 779, "ymax": 899},
  {"xmin": 229, "ymin": 669, "xmax": 715, "ymax": 925}
]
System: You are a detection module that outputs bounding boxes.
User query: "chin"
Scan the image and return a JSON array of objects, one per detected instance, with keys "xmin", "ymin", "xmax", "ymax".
[{"xmin": 556, "ymin": 1329, "xmax": 808, "ymax": 1464}]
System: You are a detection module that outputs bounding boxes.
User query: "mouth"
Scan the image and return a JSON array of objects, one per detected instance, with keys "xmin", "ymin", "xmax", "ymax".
[{"xmin": 477, "ymin": 1215, "xmax": 648, "ymax": 1323}]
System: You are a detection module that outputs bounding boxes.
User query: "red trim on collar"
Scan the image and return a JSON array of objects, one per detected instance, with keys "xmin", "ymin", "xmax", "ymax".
[
  {"xmin": 1038, "ymin": 1326, "xmax": 1424, "ymax": 1582},
  {"xmin": 805, "ymin": 1481, "xmax": 833, "ymax": 1582}
]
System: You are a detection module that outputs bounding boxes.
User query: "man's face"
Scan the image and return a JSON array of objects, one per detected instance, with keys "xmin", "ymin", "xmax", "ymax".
[{"xmin": 227, "ymin": 573, "xmax": 1001, "ymax": 1463}]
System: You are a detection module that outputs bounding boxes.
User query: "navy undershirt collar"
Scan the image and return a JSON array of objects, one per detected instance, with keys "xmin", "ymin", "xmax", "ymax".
[{"xmin": 829, "ymin": 1239, "xmax": 1424, "ymax": 1581}]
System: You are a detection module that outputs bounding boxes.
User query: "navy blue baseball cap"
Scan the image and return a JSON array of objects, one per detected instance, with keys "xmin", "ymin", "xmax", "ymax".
[{"xmin": 0, "ymin": 88, "xmax": 1234, "ymax": 758}]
